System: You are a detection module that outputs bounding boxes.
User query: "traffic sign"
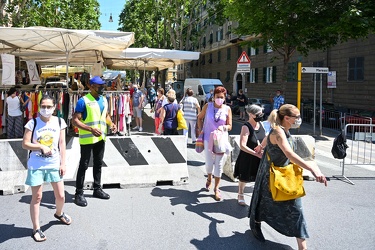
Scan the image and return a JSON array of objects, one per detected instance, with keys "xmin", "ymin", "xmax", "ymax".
[
  {"xmin": 237, "ymin": 51, "xmax": 251, "ymax": 64},
  {"xmin": 301, "ymin": 67, "xmax": 329, "ymax": 74},
  {"xmin": 237, "ymin": 51, "xmax": 251, "ymax": 73}
]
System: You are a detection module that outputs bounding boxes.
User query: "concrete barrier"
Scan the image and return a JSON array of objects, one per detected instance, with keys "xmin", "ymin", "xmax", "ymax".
[
  {"xmin": 223, "ymin": 135, "xmax": 316, "ymax": 182},
  {"xmin": 0, "ymin": 135, "xmax": 188, "ymax": 195}
]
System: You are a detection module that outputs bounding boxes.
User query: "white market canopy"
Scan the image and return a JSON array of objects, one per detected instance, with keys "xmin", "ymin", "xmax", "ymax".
[
  {"xmin": 0, "ymin": 26, "xmax": 135, "ymax": 65},
  {"xmin": 104, "ymin": 47, "xmax": 200, "ymax": 71}
]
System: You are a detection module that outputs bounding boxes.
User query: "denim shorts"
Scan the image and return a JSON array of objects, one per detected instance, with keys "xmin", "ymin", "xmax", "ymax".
[
  {"xmin": 25, "ymin": 169, "xmax": 62, "ymax": 186},
  {"xmin": 133, "ymin": 107, "xmax": 142, "ymax": 118}
]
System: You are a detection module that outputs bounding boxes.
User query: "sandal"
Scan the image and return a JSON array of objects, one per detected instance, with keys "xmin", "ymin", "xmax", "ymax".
[
  {"xmin": 205, "ymin": 179, "xmax": 212, "ymax": 191},
  {"xmin": 214, "ymin": 189, "xmax": 222, "ymax": 201},
  {"xmin": 238, "ymin": 194, "xmax": 246, "ymax": 206},
  {"xmin": 54, "ymin": 212, "xmax": 72, "ymax": 225},
  {"xmin": 32, "ymin": 229, "xmax": 46, "ymax": 242}
]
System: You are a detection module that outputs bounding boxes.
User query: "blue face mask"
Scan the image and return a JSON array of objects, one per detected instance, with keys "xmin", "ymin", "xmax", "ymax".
[{"xmin": 134, "ymin": 87, "xmax": 137, "ymax": 91}]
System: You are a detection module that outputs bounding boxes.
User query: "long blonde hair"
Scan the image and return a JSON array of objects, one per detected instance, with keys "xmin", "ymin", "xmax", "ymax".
[{"xmin": 268, "ymin": 104, "xmax": 298, "ymax": 128}]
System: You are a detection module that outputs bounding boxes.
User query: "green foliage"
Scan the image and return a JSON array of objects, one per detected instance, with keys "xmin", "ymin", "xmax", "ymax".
[
  {"xmin": 0, "ymin": 0, "xmax": 100, "ymax": 29},
  {"xmin": 221, "ymin": 0, "xmax": 375, "ymax": 82},
  {"xmin": 223, "ymin": 0, "xmax": 375, "ymax": 56},
  {"xmin": 119, "ymin": 0, "xmax": 211, "ymax": 50}
]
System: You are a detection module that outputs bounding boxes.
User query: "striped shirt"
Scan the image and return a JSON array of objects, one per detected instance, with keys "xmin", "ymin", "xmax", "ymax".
[{"xmin": 181, "ymin": 96, "xmax": 199, "ymax": 121}]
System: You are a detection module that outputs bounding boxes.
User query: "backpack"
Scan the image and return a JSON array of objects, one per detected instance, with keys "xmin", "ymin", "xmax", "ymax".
[{"xmin": 331, "ymin": 132, "xmax": 348, "ymax": 159}]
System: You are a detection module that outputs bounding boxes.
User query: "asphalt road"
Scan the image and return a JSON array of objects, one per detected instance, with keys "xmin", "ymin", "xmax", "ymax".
[{"xmin": 0, "ymin": 108, "xmax": 375, "ymax": 250}]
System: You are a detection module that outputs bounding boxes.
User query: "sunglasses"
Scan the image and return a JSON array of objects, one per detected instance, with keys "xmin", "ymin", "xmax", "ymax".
[{"xmin": 289, "ymin": 115, "xmax": 301, "ymax": 119}]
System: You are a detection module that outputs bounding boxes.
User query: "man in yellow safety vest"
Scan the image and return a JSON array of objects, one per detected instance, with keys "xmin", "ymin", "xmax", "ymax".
[{"xmin": 72, "ymin": 76, "xmax": 117, "ymax": 207}]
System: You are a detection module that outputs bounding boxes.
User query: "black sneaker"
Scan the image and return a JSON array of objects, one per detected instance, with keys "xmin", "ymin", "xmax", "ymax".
[
  {"xmin": 74, "ymin": 193, "xmax": 87, "ymax": 207},
  {"xmin": 93, "ymin": 188, "xmax": 110, "ymax": 199}
]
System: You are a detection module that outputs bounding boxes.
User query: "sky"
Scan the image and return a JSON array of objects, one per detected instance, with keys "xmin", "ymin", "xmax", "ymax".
[{"xmin": 98, "ymin": 0, "xmax": 126, "ymax": 31}]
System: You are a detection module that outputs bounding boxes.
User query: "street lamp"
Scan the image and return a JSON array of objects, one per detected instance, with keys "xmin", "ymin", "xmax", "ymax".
[{"xmin": 109, "ymin": 13, "xmax": 113, "ymax": 22}]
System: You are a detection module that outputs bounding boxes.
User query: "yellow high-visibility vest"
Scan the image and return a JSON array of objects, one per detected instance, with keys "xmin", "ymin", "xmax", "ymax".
[{"xmin": 78, "ymin": 93, "xmax": 108, "ymax": 145}]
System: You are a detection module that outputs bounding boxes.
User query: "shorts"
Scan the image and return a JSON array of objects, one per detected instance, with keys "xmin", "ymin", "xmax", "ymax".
[
  {"xmin": 25, "ymin": 169, "xmax": 62, "ymax": 186},
  {"xmin": 133, "ymin": 106, "xmax": 142, "ymax": 118},
  {"xmin": 239, "ymin": 106, "xmax": 245, "ymax": 112}
]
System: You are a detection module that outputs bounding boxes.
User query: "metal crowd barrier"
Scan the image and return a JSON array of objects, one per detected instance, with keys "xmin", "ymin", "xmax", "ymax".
[
  {"xmin": 333, "ymin": 123, "xmax": 374, "ymax": 185},
  {"xmin": 301, "ymin": 107, "xmax": 344, "ymax": 132}
]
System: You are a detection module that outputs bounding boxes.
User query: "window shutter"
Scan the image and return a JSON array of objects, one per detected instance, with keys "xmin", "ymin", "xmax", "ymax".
[
  {"xmin": 272, "ymin": 66, "xmax": 277, "ymax": 82},
  {"xmin": 255, "ymin": 48, "xmax": 259, "ymax": 55},
  {"xmin": 263, "ymin": 45, "xmax": 267, "ymax": 53},
  {"xmin": 255, "ymin": 68, "xmax": 258, "ymax": 83},
  {"xmin": 263, "ymin": 67, "xmax": 267, "ymax": 82}
]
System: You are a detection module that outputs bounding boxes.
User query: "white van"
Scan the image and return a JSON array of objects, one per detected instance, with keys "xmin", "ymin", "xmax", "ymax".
[{"xmin": 184, "ymin": 78, "xmax": 223, "ymax": 106}]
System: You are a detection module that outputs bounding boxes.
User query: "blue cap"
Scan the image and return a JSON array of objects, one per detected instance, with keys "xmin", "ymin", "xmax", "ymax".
[{"xmin": 89, "ymin": 76, "xmax": 105, "ymax": 85}]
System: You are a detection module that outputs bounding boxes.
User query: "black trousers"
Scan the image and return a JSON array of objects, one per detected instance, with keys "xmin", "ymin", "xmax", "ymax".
[{"xmin": 75, "ymin": 140, "xmax": 105, "ymax": 194}]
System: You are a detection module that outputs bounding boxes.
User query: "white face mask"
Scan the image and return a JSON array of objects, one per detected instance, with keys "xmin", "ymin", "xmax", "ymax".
[
  {"xmin": 291, "ymin": 118, "xmax": 302, "ymax": 129},
  {"xmin": 40, "ymin": 108, "xmax": 55, "ymax": 118}
]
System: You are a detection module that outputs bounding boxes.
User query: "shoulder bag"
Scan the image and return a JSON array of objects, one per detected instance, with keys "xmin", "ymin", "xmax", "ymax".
[
  {"xmin": 177, "ymin": 107, "xmax": 187, "ymax": 130},
  {"xmin": 267, "ymin": 153, "xmax": 305, "ymax": 201}
]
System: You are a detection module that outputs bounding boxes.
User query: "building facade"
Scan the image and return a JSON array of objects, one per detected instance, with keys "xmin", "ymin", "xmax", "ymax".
[{"xmin": 187, "ymin": 4, "xmax": 375, "ymax": 112}]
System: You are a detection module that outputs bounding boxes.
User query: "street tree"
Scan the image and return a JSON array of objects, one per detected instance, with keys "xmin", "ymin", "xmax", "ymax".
[
  {"xmin": 222, "ymin": 0, "xmax": 375, "ymax": 85},
  {"xmin": 0, "ymin": 0, "xmax": 101, "ymax": 29},
  {"xmin": 119, "ymin": 0, "xmax": 214, "ymax": 86}
]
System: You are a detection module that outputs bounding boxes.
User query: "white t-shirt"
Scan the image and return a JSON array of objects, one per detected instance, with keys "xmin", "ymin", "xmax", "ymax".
[
  {"xmin": 24, "ymin": 116, "xmax": 67, "ymax": 170},
  {"xmin": 6, "ymin": 96, "xmax": 22, "ymax": 117}
]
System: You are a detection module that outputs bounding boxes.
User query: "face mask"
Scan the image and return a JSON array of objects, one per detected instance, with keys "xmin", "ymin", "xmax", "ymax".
[
  {"xmin": 291, "ymin": 118, "xmax": 302, "ymax": 129},
  {"xmin": 134, "ymin": 87, "xmax": 137, "ymax": 92},
  {"xmin": 97, "ymin": 86, "xmax": 105, "ymax": 95},
  {"xmin": 215, "ymin": 98, "xmax": 224, "ymax": 106},
  {"xmin": 254, "ymin": 116, "xmax": 263, "ymax": 122},
  {"xmin": 40, "ymin": 108, "xmax": 54, "ymax": 118}
]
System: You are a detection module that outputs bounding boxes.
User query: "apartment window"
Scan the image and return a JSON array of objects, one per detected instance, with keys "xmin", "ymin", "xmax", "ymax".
[
  {"xmin": 217, "ymin": 51, "xmax": 221, "ymax": 62},
  {"xmin": 227, "ymin": 25, "xmax": 232, "ymax": 38},
  {"xmin": 263, "ymin": 44, "xmax": 273, "ymax": 53},
  {"xmin": 263, "ymin": 66, "xmax": 276, "ymax": 83},
  {"xmin": 227, "ymin": 48, "xmax": 231, "ymax": 60},
  {"xmin": 248, "ymin": 47, "xmax": 258, "ymax": 56},
  {"xmin": 287, "ymin": 62, "xmax": 297, "ymax": 82},
  {"xmin": 202, "ymin": 37, "xmax": 206, "ymax": 48},
  {"xmin": 348, "ymin": 57, "xmax": 364, "ymax": 81},
  {"xmin": 225, "ymin": 71, "xmax": 231, "ymax": 82},
  {"xmin": 249, "ymin": 68, "xmax": 258, "ymax": 83},
  {"xmin": 208, "ymin": 53, "xmax": 213, "ymax": 63},
  {"xmin": 238, "ymin": 47, "xmax": 242, "ymax": 58},
  {"xmin": 201, "ymin": 55, "xmax": 205, "ymax": 65},
  {"xmin": 216, "ymin": 28, "xmax": 222, "ymax": 42},
  {"xmin": 209, "ymin": 33, "xmax": 213, "ymax": 44},
  {"xmin": 217, "ymin": 72, "xmax": 221, "ymax": 79}
]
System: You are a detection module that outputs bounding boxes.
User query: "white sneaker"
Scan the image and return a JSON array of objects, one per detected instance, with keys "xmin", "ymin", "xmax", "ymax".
[
  {"xmin": 132, "ymin": 126, "xmax": 139, "ymax": 130},
  {"xmin": 139, "ymin": 127, "xmax": 143, "ymax": 132}
]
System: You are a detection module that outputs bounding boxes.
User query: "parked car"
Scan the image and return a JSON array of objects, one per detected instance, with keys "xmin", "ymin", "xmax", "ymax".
[
  {"xmin": 302, "ymin": 101, "xmax": 342, "ymax": 129},
  {"xmin": 342, "ymin": 109, "xmax": 375, "ymax": 132}
]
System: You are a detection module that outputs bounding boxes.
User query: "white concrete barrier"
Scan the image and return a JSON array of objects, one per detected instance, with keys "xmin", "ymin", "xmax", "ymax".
[{"xmin": 0, "ymin": 135, "xmax": 188, "ymax": 195}]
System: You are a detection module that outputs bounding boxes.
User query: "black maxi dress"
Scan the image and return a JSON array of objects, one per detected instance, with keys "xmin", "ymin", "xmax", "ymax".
[
  {"xmin": 234, "ymin": 122, "xmax": 266, "ymax": 182},
  {"xmin": 249, "ymin": 128, "xmax": 309, "ymax": 238}
]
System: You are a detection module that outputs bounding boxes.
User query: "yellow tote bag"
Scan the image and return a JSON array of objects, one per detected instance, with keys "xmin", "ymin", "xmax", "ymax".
[
  {"xmin": 177, "ymin": 110, "xmax": 188, "ymax": 130},
  {"xmin": 268, "ymin": 153, "xmax": 305, "ymax": 201}
]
